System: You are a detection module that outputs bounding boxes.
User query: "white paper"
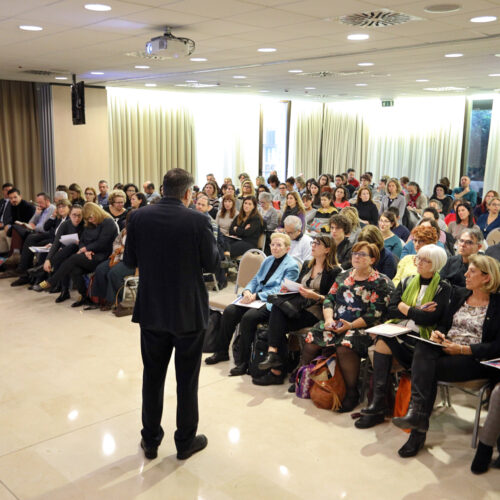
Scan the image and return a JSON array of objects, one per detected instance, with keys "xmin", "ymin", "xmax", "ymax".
[
  {"xmin": 407, "ymin": 334, "xmax": 443, "ymax": 347},
  {"xmin": 480, "ymin": 358, "xmax": 500, "ymax": 370},
  {"xmin": 366, "ymin": 323, "xmax": 412, "ymax": 337},
  {"xmin": 282, "ymin": 278, "xmax": 301, "ymax": 293},
  {"xmin": 29, "ymin": 245, "xmax": 50, "ymax": 253},
  {"xmin": 60, "ymin": 234, "xmax": 79, "ymax": 246},
  {"xmin": 232, "ymin": 296, "xmax": 267, "ymax": 309}
]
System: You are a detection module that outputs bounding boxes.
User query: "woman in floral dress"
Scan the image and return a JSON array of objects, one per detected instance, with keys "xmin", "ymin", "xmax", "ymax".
[{"xmin": 306, "ymin": 241, "xmax": 394, "ymax": 412}]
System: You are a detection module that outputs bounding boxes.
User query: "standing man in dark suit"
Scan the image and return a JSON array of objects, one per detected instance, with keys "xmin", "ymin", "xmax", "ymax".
[{"xmin": 124, "ymin": 168, "xmax": 219, "ymax": 461}]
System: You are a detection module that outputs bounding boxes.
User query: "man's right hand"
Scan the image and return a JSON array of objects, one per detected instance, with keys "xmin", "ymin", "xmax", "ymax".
[{"xmin": 43, "ymin": 260, "xmax": 52, "ymax": 273}]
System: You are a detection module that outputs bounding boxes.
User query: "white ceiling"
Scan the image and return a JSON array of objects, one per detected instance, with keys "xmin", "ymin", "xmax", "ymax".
[{"xmin": 1, "ymin": 0, "xmax": 500, "ymax": 99}]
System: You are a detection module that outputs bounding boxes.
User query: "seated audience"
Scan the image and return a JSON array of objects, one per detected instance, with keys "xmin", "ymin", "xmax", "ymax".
[
  {"xmin": 255, "ymin": 234, "xmax": 342, "ymax": 385},
  {"xmin": 353, "ymin": 174, "xmax": 373, "ymax": 198},
  {"xmin": 286, "ymin": 176, "xmax": 295, "ymax": 192},
  {"xmin": 423, "ymin": 206, "xmax": 447, "ymax": 233},
  {"xmin": 267, "ymin": 174, "xmax": 280, "ymax": 197},
  {"xmin": 205, "ymin": 233, "xmax": 300, "ymax": 375},
  {"xmin": 474, "ymin": 189, "xmax": 499, "ymax": 220},
  {"xmin": 477, "ymin": 196, "xmax": 500, "ymax": 238},
  {"xmin": 399, "ymin": 176, "xmax": 410, "ymax": 196},
  {"xmin": 347, "ymin": 168, "xmax": 360, "ymax": 188},
  {"xmin": 295, "ymin": 176, "xmax": 307, "ymax": 197},
  {"xmin": 97, "ymin": 180, "xmax": 109, "ymax": 207},
  {"xmin": 34, "ymin": 203, "xmax": 118, "ymax": 307},
  {"xmin": 340, "ymin": 206, "xmax": 362, "ymax": 243},
  {"xmin": 304, "ymin": 242, "xmax": 394, "ymax": 412},
  {"xmin": 318, "ymin": 174, "xmax": 330, "ymax": 190},
  {"xmin": 440, "ymin": 228, "xmax": 484, "ymax": 287},
  {"xmin": 378, "ymin": 211, "xmax": 403, "ymax": 259},
  {"xmin": 0, "ymin": 183, "xmax": 13, "ymax": 233},
  {"xmin": 358, "ymin": 225, "xmax": 397, "ymax": 279},
  {"xmin": 283, "ymin": 215, "xmax": 312, "ymax": 265},
  {"xmin": 273, "ymin": 183, "xmax": 288, "ymax": 210},
  {"xmin": 308, "ymin": 181, "xmax": 322, "ymax": 209},
  {"xmin": 447, "ymin": 202, "xmax": 479, "ymax": 240},
  {"xmin": 311, "ymin": 191, "xmax": 337, "ymax": 233},
  {"xmin": 355, "ymin": 244, "xmax": 449, "ymax": 430},
  {"xmin": 84, "ymin": 187, "xmax": 97, "ymax": 204},
  {"xmin": 444, "ymin": 198, "xmax": 462, "ymax": 226},
  {"xmin": 393, "ymin": 225, "xmax": 439, "ymax": 286},
  {"xmin": 278, "ymin": 192, "xmax": 306, "ymax": 231},
  {"xmin": 329, "ymin": 214, "xmax": 353, "ymax": 270},
  {"xmin": 302, "ymin": 193, "xmax": 317, "ymax": 228},
  {"xmin": 387, "ymin": 206, "xmax": 410, "ymax": 242},
  {"xmin": 471, "ymin": 382, "xmax": 500, "ymax": 474},
  {"xmin": 203, "ymin": 180, "xmax": 220, "ymax": 218},
  {"xmin": 228, "ymin": 196, "xmax": 264, "ymax": 258},
  {"xmin": 68, "ymin": 183, "xmax": 85, "ymax": 206},
  {"xmin": 392, "ymin": 255, "xmax": 500, "ymax": 457},
  {"xmin": 144, "ymin": 182, "xmax": 161, "ymax": 204},
  {"xmin": 239, "ymin": 179, "xmax": 256, "ymax": 202},
  {"xmin": 401, "ymin": 217, "xmax": 446, "ymax": 258},
  {"xmin": 123, "ymin": 183, "xmax": 139, "ymax": 209},
  {"xmin": 353, "ymin": 187, "xmax": 379, "ymax": 226},
  {"xmin": 104, "ymin": 189, "xmax": 128, "ymax": 230},
  {"xmin": 379, "ymin": 178, "xmax": 406, "ymax": 222},
  {"xmin": 439, "ymin": 176, "xmax": 452, "ymax": 195},
  {"xmin": 333, "ymin": 186, "xmax": 350, "ymax": 209},
  {"xmin": 430, "ymin": 183, "xmax": 453, "ymax": 215},
  {"xmin": 130, "ymin": 192, "xmax": 147, "ymax": 209},
  {"xmin": 485, "ymin": 241, "xmax": 500, "ymax": 262},
  {"xmin": 216, "ymin": 194, "xmax": 238, "ymax": 237},
  {"xmin": 405, "ymin": 181, "xmax": 427, "ymax": 216},
  {"xmin": 452, "ymin": 175, "xmax": 478, "ymax": 208}
]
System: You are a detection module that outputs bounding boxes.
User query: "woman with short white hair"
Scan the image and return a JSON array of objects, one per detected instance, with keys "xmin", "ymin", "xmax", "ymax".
[
  {"xmin": 258, "ymin": 191, "xmax": 280, "ymax": 232},
  {"xmin": 355, "ymin": 244, "xmax": 451, "ymax": 433}
]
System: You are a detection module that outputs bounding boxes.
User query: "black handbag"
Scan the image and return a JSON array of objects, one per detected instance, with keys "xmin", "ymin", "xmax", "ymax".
[{"xmin": 268, "ymin": 293, "xmax": 308, "ymax": 318}]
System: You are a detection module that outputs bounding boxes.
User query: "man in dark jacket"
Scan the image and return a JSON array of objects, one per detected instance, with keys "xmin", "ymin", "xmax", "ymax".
[{"xmin": 124, "ymin": 168, "xmax": 219, "ymax": 461}]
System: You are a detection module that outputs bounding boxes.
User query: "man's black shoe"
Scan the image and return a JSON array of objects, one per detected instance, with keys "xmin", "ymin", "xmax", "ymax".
[
  {"xmin": 11, "ymin": 275, "xmax": 30, "ymax": 287},
  {"xmin": 252, "ymin": 371, "xmax": 285, "ymax": 386},
  {"xmin": 140, "ymin": 438, "xmax": 158, "ymax": 460},
  {"xmin": 177, "ymin": 434, "xmax": 208, "ymax": 460},
  {"xmin": 258, "ymin": 352, "xmax": 282, "ymax": 371},
  {"xmin": 229, "ymin": 363, "xmax": 248, "ymax": 376},
  {"xmin": 205, "ymin": 352, "xmax": 229, "ymax": 365}
]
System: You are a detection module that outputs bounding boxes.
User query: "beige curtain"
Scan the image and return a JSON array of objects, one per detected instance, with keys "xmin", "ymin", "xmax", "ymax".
[
  {"xmin": 483, "ymin": 97, "xmax": 500, "ymax": 193},
  {"xmin": 0, "ymin": 80, "xmax": 42, "ymax": 200},
  {"xmin": 321, "ymin": 103, "xmax": 368, "ymax": 177},
  {"xmin": 365, "ymin": 97, "xmax": 465, "ymax": 196},
  {"xmin": 107, "ymin": 88, "xmax": 196, "ymax": 186},
  {"xmin": 289, "ymin": 101, "xmax": 323, "ymax": 180}
]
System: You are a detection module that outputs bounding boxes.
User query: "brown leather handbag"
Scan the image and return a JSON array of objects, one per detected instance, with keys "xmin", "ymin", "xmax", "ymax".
[{"xmin": 309, "ymin": 354, "xmax": 346, "ymax": 411}]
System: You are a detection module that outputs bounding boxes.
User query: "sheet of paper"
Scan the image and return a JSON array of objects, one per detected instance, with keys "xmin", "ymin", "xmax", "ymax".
[
  {"xmin": 232, "ymin": 296, "xmax": 266, "ymax": 309},
  {"xmin": 406, "ymin": 334, "xmax": 443, "ymax": 347},
  {"xmin": 366, "ymin": 323, "xmax": 413, "ymax": 337},
  {"xmin": 60, "ymin": 233, "xmax": 79, "ymax": 246},
  {"xmin": 282, "ymin": 278, "xmax": 301, "ymax": 293},
  {"xmin": 29, "ymin": 246, "xmax": 50, "ymax": 253},
  {"xmin": 480, "ymin": 358, "xmax": 500, "ymax": 370}
]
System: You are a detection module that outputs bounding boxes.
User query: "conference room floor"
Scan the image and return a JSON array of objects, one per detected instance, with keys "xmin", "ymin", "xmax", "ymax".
[{"xmin": 1, "ymin": 279, "xmax": 499, "ymax": 500}]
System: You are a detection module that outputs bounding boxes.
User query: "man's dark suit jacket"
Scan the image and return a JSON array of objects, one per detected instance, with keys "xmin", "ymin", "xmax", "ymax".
[{"xmin": 124, "ymin": 196, "xmax": 219, "ymax": 333}]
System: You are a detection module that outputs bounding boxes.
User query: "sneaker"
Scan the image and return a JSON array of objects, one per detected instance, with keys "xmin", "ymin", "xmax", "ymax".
[{"xmin": 252, "ymin": 371, "xmax": 285, "ymax": 386}]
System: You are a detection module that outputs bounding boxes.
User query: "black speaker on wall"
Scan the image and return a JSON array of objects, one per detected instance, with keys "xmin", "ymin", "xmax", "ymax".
[{"xmin": 71, "ymin": 80, "xmax": 86, "ymax": 125}]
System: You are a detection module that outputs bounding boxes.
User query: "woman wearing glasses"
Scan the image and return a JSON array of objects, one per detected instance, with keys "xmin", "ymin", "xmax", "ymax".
[
  {"xmin": 255, "ymin": 235, "xmax": 342, "ymax": 386},
  {"xmin": 477, "ymin": 196, "xmax": 500, "ymax": 238},
  {"xmin": 304, "ymin": 242, "xmax": 394, "ymax": 411}
]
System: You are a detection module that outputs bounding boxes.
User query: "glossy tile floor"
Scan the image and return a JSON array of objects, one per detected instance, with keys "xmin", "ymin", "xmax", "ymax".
[{"xmin": 1, "ymin": 279, "xmax": 499, "ymax": 500}]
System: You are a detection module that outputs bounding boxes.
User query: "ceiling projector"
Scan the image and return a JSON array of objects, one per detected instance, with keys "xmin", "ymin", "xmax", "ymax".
[{"xmin": 145, "ymin": 29, "xmax": 195, "ymax": 58}]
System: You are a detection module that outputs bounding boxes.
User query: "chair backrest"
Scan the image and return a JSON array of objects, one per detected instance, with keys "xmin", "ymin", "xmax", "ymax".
[
  {"xmin": 236, "ymin": 249, "xmax": 266, "ymax": 291},
  {"xmin": 486, "ymin": 228, "xmax": 500, "ymax": 247},
  {"xmin": 257, "ymin": 232, "xmax": 266, "ymax": 252}
]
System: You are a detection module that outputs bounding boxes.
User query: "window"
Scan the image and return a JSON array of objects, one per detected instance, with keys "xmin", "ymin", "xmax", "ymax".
[
  {"xmin": 260, "ymin": 101, "xmax": 290, "ymax": 182},
  {"xmin": 464, "ymin": 99, "xmax": 493, "ymax": 195}
]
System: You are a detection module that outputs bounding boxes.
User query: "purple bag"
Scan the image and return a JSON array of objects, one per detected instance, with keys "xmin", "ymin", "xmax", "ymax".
[{"xmin": 295, "ymin": 356, "xmax": 326, "ymax": 399}]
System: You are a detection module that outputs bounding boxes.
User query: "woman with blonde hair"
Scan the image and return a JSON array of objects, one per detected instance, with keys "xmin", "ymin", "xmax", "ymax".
[
  {"xmin": 68, "ymin": 183, "xmax": 85, "ymax": 206},
  {"xmin": 278, "ymin": 191, "xmax": 306, "ymax": 231},
  {"xmin": 35, "ymin": 202, "xmax": 118, "ymax": 307},
  {"xmin": 340, "ymin": 206, "xmax": 362, "ymax": 243},
  {"xmin": 392, "ymin": 254, "xmax": 500, "ymax": 458}
]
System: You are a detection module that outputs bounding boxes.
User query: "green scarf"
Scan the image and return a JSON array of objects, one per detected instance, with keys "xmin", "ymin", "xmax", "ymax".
[{"xmin": 391, "ymin": 272, "xmax": 441, "ymax": 339}]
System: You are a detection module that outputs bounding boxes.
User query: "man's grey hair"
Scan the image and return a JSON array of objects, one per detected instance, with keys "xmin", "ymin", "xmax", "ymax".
[
  {"xmin": 284, "ymin": 215, "xmax": 302, "ymax": 232},
  {"xmin": 462, "ymin": 227, "xmax": 484, "ymax": 244},
  {"xmin": 54, "ymin": 191, "xmax": 68, "ymax": 200},
  {"xmin": 258, "ymin": 192, "xmax": 273, "ymax": 203}
]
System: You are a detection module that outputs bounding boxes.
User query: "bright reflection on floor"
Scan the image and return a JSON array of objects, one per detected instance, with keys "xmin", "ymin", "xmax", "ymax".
[
  {"xmin": 279, "ymin": 465, "xmax": 289, "ymax": 476},
  {"xmin": 67, "ymin": 410, "xmax": 79, "ymax": 421},
  {"xmin": 102, "ymin": 433, "xmax": 116, "ymax": 456},
  {"xmin": 117, "ymin": 369, "xmax": 125, "ymax": 379},
  {"xmin": 228, "ymin": 427, "xmax": 240, "ymax": 444}
]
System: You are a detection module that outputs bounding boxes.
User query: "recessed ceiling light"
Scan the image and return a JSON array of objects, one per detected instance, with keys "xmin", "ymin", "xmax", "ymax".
[
  {"xmin": 416, "ymin": 79, "xmax": 429, "ymax": 82},
  {"xmin": 445, "ymin": 53, "xmax": 463, "ymax": 58},
  {"xmin": 135, "ymin": 65, "xmax": 150, "ymax": 69},
  {"xmin": 288, "ymin": 69, "xmax": 302, "ymax": 73},
  {"xmin": 347, "ymin": 34, "xmax": 370, "ymax": 41},
  {"xmin": 90, "ymin": 71, "xmax": 104, "ymax": 75},
  {"xmin": 19, "ymin": 25, "xmax": 43, "ymax": 31},
  {"xmin": 145, "ymin": 83, "xmax": 157, "ymax": 87},
  {"xmin": 235, "ymin": 84, "xmax": 251, "ymax": 88},
  {"xmin": 84, "ymin": 4, "xmax": 111, "ymax": 11},
  {"xmin": 233, "ymin": 75, "xmax": 247, "ymax": 79},
  {"xmin": 258, "ymin": 47, "xmax": 276, "ymax": 53},
  {"xmin": 358, "ymin": 62, "xmax": 374, "ymax": 67},
  {"xmin": 489, "ymin": 74, "xmax": 500, "ymax": 77},
  {"xmin": 424, "ymin": 4, "xmax": 462, "ymax": 14},
  {"xmin": 470, "ymin": 16, "xmax": 496, "ymax": 23},
  {"xmin": 355, "ymin": 83, "xmax": 368, "ymax": 86},
  {"xmin": 259, "ymin": 90, "xmax": 270, "ymax": 93},
  {"xmin": 190, "ymin": 57, "xmax": 207, "ymax": 62},
  {"xmin": 424, "ymin": 86, "xmax": 466, "ymax": 91},
  {"xmin": 304, "ymin": 87, "xmax": 316, "ymax": 90},
  {"xmin": 185, "ymin": 80, "xmax": 198, "ymax": 83},
  {"xmin": 55, "ymin": 76, "xmax": 68, "ymax": 80}
]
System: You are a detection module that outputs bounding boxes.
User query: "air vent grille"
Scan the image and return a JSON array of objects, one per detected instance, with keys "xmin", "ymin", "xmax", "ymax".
[{"xmin": 339, "ymin": 10, "xmax": 421, "ymax": 27}]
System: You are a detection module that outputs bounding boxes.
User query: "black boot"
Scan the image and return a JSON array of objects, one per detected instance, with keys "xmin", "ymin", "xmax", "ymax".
[
  {"xmin": 398, "ymin": 430, "xmax": 426, "ymax": 458},
  {"xmin": 471, "ymin": 441, "xmax": 493, "ymax": 474},
  {"xmin": 337, "ymin": 388, "xmax": 360, "ymax": 413},
  {"xmin": 55, "ymin": 288, "xmax": 70, "ymax": 303},
  {"xmin": 392, "ymin": 401, "xmax": 429, "ymax": 432},
  {"xmin": 229, "ymin": 363, "xmax": 248, "ymax": 376},
  {"xmin": 492, "ymin": 437, "xmax": 500, "ymax": 469},
  {"xmin": 258, "ymin": 351, "xmax": 282, "ymax": 370}
]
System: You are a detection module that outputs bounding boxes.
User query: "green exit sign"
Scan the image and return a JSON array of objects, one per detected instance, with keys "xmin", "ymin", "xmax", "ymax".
[{"xmin": 381, "ymin": 100, "xmax": 394, "ymax": 107}]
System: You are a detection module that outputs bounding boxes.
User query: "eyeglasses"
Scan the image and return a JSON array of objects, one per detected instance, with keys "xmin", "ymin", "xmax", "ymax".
[
  {"xmin": 311, "ymin": 240, "xmax": 327, "ymax": 247},
  {"xmin": 458, "ymin": 238, "xmax": 476, "ymax": 246},
  {"xmin": 415, "ymin": 256, "xmax": 432, "ymax": 265},
  {"xmin": 352, "ymin": 251, "xmax": 370, "ymax": 258}
]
